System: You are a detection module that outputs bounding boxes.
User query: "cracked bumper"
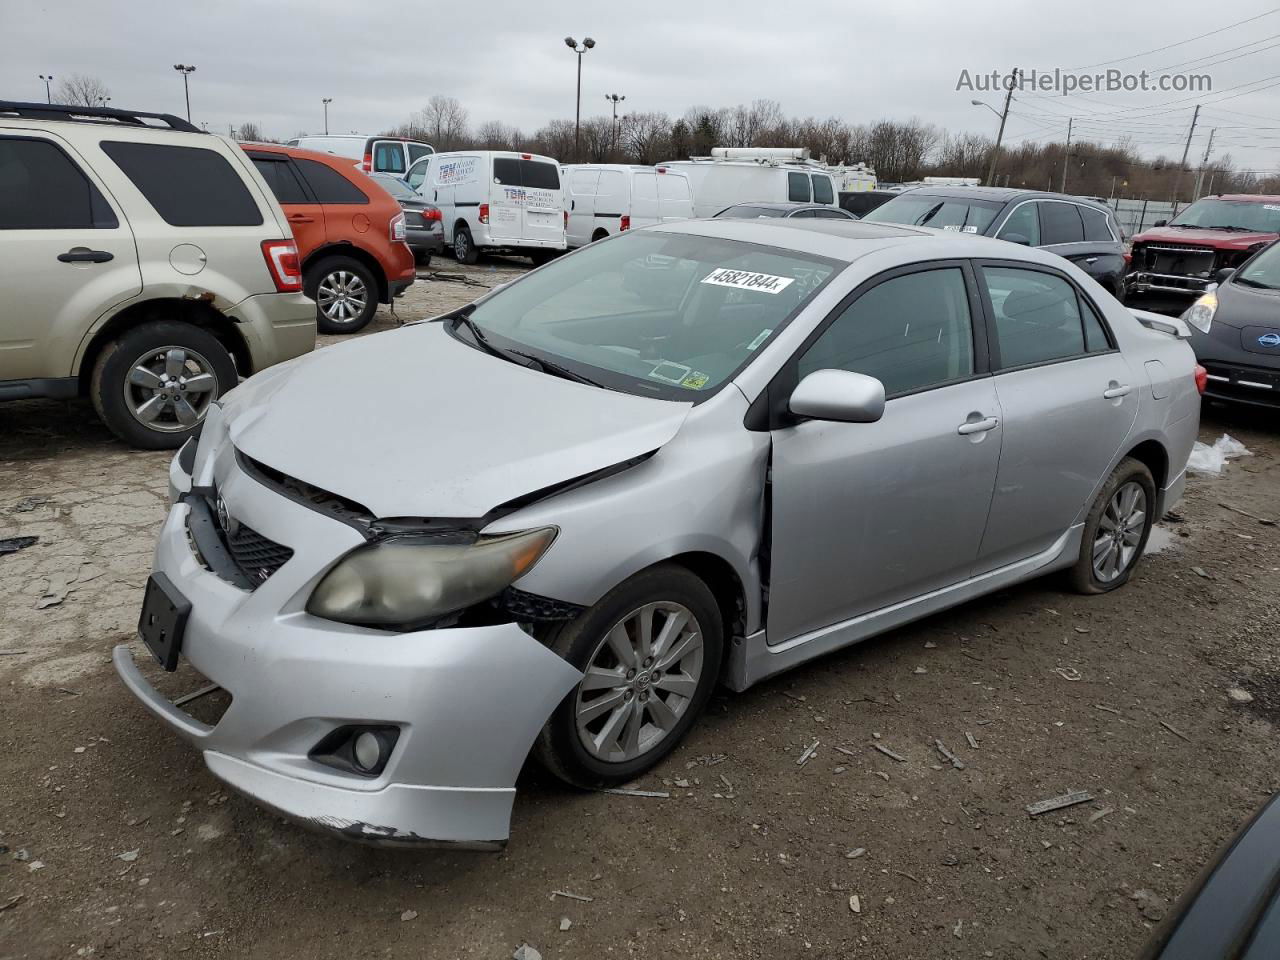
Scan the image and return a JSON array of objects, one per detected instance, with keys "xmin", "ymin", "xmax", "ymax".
[{"xmin": 115, "ymin": 442, "xmax": 581, "ymax": 847}]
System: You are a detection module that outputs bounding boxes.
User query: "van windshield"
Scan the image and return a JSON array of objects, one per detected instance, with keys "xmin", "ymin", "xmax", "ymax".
[{"xmin": 453, "ymin": 231, "xmax": 839, "ymax": 400}]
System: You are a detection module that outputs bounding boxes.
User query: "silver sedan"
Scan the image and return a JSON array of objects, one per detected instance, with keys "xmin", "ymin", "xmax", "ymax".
[{"xmin": 116, "ymin": 219, "xmax": 1201, "ymax": 847}]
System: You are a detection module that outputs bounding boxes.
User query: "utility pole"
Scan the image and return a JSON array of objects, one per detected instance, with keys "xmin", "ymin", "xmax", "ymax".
[
  {"xmin": 1192, "ymin": 128, "xmax": 1215, "ymax": 200},
  {"xmin": 1060, "ymin": 117, "xmax": 1073, "ymax": 194},
  {"xmin": 173, "ymin": 64, "xmax": 196, "ymax": 123},
  {"xmin": 1170, "ymin": 104, "xmax": 1200, "ymax": 213},
  {"xmin": 605, "ymin": 93, "xmax": 626, "ymax": 155},
  {"xmin": 984, "ymin": 68, "xmax": 1019, "ymax": 187},
  {"xmin": 563, "ymin": 37, "xmax": 595, "ymax": 162},
  {"xmin": 38, "ymin": 74, "xmax": 53, "ymax": 103},
  {"xmin": 322, "ymin": 97, "xmax": 333, "ymax": 136}
]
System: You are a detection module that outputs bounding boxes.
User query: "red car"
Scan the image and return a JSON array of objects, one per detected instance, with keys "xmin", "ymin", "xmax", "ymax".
[
  {"xmin": 1126, "ymin": 194, "xmax": 1280, "ymax": 311},
  {"xmin": 242, "ymin": 143, "xmax": 415, "ymax": 334}
]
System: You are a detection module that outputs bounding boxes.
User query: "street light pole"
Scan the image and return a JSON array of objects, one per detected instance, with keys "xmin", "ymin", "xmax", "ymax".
[
  {"xmin": 973, "ymin": 67, "xmax": 1019, "ymax": 187},
  {"xmin": 38, "ymin": 74, "xmax": 53, "ymax": 104},
  {"xmin": 173, "ymin": 64, "xmax": 196, "ymax": 123},
  {"xmin": 322, "ymin": 97, "xmax": 333, "ymax": 136},
  {"xmin": 564, "ymin": 36, "xmax": 595, "ymax": 162},
  {"xmin": 605, "ymin": 93, "xmax": 625, "ymax": 155}
]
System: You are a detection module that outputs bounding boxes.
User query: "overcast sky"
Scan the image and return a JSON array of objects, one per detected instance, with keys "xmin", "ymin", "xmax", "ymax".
[{"xmin": 7, "ymin": 0, "xmax": 1279, "ymax": 173}]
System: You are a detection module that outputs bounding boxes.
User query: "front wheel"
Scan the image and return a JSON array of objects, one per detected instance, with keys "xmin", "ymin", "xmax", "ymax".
[
  {"xmin": 91, "ymin": 321, "xmax": 237, "ymax": 450},
  {"xmin": 533, "ymin": 564, "xmax": 724, "ymax": 788},
  {"xmin": 530, "ymin": 249, "xmax": 558, "ymax": 266},
  {"xmin": 1069, "ymin": 457, "xmax": 1156, "ymax": 594}
]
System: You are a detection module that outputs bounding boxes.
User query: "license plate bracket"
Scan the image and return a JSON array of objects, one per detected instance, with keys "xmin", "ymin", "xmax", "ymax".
[{"xmin": 137, "ymin": 573, "xmax": 190, "ymax": 673}]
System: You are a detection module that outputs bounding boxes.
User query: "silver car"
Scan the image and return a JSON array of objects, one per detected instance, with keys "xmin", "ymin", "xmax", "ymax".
[{"xmin": 115, "ymin": 219, "xmax": 1201, "ymax": 848}]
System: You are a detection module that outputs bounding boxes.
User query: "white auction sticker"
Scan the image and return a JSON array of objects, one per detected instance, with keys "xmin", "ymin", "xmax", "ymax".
[{"xmin": 701, "ymin": 268, "xmax": 795, "ymax": 294}]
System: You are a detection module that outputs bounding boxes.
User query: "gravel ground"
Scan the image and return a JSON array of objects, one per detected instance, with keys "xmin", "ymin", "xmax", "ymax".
[{"xmin": 1, "ymin": 261, "xmax": 1278, "ymax": 960}]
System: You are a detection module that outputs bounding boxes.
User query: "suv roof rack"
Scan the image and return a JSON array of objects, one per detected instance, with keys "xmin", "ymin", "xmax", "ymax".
[{"xmin": 0, "ymin": 100, "xmax": 202, "ymax": 134}]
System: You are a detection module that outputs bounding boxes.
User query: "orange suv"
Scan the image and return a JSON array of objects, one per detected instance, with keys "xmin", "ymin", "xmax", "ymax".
[{"xmin": 242, "ymin": 143, "xmax": 415, "ymax": 334}]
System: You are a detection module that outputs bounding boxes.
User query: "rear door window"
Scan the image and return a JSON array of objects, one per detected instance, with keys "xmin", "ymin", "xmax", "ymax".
[
  {"xmin": 787, "ymin": 171, "xmax": 811, "ymax": 202},
  {"xmin": 407, "ymin": 144, "xmax": 433, "ymax": 164},
  {"xmin": 569, "ymin": 169, "xmax": 600, "ymax": 196},
  {"xmin": 1039, "ymin": 202, "xmax": 1085, "ymax": 245},
  {"xmin": 100, "ymin": 141, "xmax": 262, "ymax": 226},
  {"xmin": 294, "ymin": 158, "xmax": 369, "ymax": 204},
  {"xmin": 0, "ymin": 136, "xmax": 118, "ymax": 229},
  {"xmin": 657, "ymin": 174, "xmax": 691, "ymax": 202},
  {"xmin": 521, "ymin": 160, "xmax": 560, "ymax": 190},
  {"xmin": 983, "ymin": 266, "xmax": 1086, "ymax": 368},
  {"xmin": 493, "ymin": 157, "xmax": 521, "ymax": 185},
  {"xmin": 251, "ymin": 156, "xmax": 310, "ymax": 204},
  {"xmin": 372, "ymin": 141, "xmax": 406, "ymax": 174},
  {"xmin": 811, "ymin": 175, "xmax": 835, "ymax": 204},
  {"xmin": 1079, "ymin": 206, "xmax": 1114, "ymax": 242}
]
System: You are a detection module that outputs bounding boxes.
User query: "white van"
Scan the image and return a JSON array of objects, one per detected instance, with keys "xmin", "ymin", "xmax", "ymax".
[
  {"xmin": 665, "ymin": 149, "xmax": 839, "ymax": 219},
  {"xmin": 562, "ymin": 164, "xmax": 695, "ymax": 248},
  {"xmin": 286, "ymin": 135, "xmax": 434, "ymax": 176},
  {"xmin": 406, "ymin": 151, "xmax": 566, "ymax": 264}
]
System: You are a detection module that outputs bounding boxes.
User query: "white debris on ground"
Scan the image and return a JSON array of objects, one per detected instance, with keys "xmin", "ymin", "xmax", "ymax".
[{"xmin": 1187, "ymin": 434, "xmax": 1252, "ymax": 475}]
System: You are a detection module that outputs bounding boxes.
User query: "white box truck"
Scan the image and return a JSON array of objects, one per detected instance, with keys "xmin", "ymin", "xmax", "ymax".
[
  {"xmin": 406, "ymin": 151, "xmax": 566, "ymax": 264},
  {"xmin": 562, "ymin": 164, "xmax": 695, "ymax": 248},
  {"xmin": 662, "ymin": 148, "xmax": 839, "ymax": 218}
]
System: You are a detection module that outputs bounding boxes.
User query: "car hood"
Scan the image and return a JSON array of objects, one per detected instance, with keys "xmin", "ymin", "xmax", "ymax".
[
  {"xmin": 1133, "ymin": 227, "xmax": 1278, "ymax": 250},
  {"xmin": 221, "ymin": 323, "xmax": 694, "ymax": 519}
]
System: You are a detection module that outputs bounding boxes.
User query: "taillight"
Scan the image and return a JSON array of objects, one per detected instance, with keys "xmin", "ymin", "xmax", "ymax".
[
  {"xmin": 361, "ymin": 151, "xmax": 372, "ymax": 172},
  {"xmin": 421, "ymin": 207, "xmax": 442, "ymax": 223},
  {"xmin": 261, "ymin": 240, "xmax": 302, "ymax": 293},
  {"xmin": 390, "ymin": 211, "xmax": 406, "ymax": 242},
  {"xmin": 620, "ymin": 215, "xmax": 631, "ymax": 232},
  {"xmin": 1194, "ymin": 364, "xmax": 1208, "ymax": 395},
  {"xmin": 563, "ymin": 210, "xmax": 568, "ymax": 229},
  {"xmin": 1123, "ymin": 251, "xmax": 1132, "ymax": 266},
  {"xmin": 479, "ymin": 203, "xmax": 490, "ymax": 224}
]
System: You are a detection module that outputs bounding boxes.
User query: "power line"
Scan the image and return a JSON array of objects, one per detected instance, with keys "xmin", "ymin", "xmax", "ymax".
[
  {"xmin": 1149, "ymin": 32, "xmax": 1280, "ymax": 73},
  {"xmin": 1063, "ymin": 9, "xmax": 1279, "ymax": 70}
]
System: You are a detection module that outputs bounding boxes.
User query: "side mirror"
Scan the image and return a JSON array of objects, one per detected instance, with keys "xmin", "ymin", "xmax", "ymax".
[
  {"xmin": 1214, "ymin": 267, "xmax": 1235, "ymax": 285},
  {"xmin": 788, "ymin": 370, "xmax": 885, "ymax": 424},
  {"xmin": 1002, "ymin": 232, "xmax": 1031, "ymax": 246},
  {"xmin": 1153, "ymin": 219, "xmax": 1168, "ymax": 227}
]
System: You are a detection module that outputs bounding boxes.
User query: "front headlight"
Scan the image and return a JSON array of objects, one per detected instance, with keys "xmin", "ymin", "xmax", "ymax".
[
  {"xmin": 1183, "ymin": 292, "xmax": 1217, "ymax": 334},
  {"xmin": 306, "ymin": 527, "xmax": 557, "ymax": 628}
]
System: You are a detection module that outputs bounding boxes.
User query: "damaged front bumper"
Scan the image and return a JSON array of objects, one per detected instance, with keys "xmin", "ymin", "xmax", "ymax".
[{"xmin": 114, "ymin": 438, "xmax": 581, "ymax": 847}]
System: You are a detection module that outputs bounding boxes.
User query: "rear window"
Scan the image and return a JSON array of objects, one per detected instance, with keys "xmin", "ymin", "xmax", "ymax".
[
  {"xmin": 251, "ymin": 157, "xmax": 310, "ymax": 204},
  {"xmin": 493, "ymin": 157, "xmax": 521, "ymax": 185},
  {"xmin": 812, "ymin": 175, "xmax": 835, "ymax": 205},
  {"xmin": 294, "ymin": 158, "xmax": 369, "ymax": 204},
  {"xmin": 1079, "ymin": 206, "xmax": 1114, "ymax": 242},
  {"xmin": 787, "ymin": 171, "xmax": 811, "ymax": 203},
  {"xmin": 0, "ymin": 137, "xmax": 118, "ymax": 229},
  {"xmin": 657, "ymin": 174, "xmax": 691, "ymax": 202},
  {"xmin": 493, "ymin": 157, "xmax": 560, "ymax": 190},
  {"xmin": 100, "ymin": 141, "xmax": 262, "ymax": 227},
  {"xmin": 373, "ymin": 141, "xmax": 406, "ymax": 174},
  {"xmin": 863, "ymin": 193, "xmax": 1000, "ymax": 233},
  {"xmin": 717, "ymin": 205, "xmax": 787, "ymax": 218},
  {"xmin": 1040, "ymin": 201, "xmax": 1084, "ymax": 244},
  {"xmin": 407, "ymin": 144, "xmax": 433, "ymax": 164}
]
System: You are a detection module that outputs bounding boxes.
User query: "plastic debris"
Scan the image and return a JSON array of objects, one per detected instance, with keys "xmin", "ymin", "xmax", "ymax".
[
  {"xmin": 400, "ymin": 910, "xmax": 418, "ymax": 922},
  {"xmin": 550, "ymin": 890, "xmax": 593, "ymax": 903},
  {"xmin": 1054, "ymin": 667, "xmax": 1083, "ymax": 682},
  {"xmin": 1089, "ymin": 807, "xmax": 1114, "ymax": 824},
  {"xmin": 600, "ymin": 788, "xmax": 669, "ymax": 799},
  {"xmin": 0, "ymin": 535, "xmax": 38, "ymax": 556},
  {"xmin": 1227, "ymin": 687, "xmax": 1254, "ymax": 704},
  {"xmin": 1026, "ymin": 791, "xmax": 1093, "ymax": 816},
  {"xmin": 797, "ymin": 740, "xmax": 820, "ymax": 765},
  {"xmin": 1160, "ymin": 719, "xmax": 1192, "ymax": 742},
  {"xmin": 848, "ymin": 895, "xmax": 861, "ymax": 913},
  {"xmin": 513, "ymin": 944, "xmax": 543, "ymax": 960},
  {"xmin": 871, "ymin": 743, "xmax": 908, "ymax": 763},
  {"xmin": 1187, "ymin": 434, "xmax": 1251, "ymax": 475},
  {"xmin": 116, "ymin": 849, "xmax": 139, "ymax": 862},
  {"xmin": 935, "ymin": 740, "xmax": 965, "ymax": 770},
  {"xmin": 845, "ymin": 848, "xmax": 866, "ymax": 859},
  {"xmin": 559, "ymin": 917, "xmax": 572, "ymax": 931},
  {"xmin": 964, "ymin": 732, "xmax": 979, "ymax": 749}
]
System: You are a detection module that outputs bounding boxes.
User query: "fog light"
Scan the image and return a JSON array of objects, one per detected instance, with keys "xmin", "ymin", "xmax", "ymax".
[{"xmin": 353, "ymin": 731, "xmax": 382, "ymax": 772}]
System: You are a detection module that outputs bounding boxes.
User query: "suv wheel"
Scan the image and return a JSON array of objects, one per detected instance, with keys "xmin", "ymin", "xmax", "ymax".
[
  {"xmin": 453, "ymin": 226, "xmax": 479, "ymax": 265},
  {"xmin": 91, "ymin": 321, "xmax": 237, "ymax": 450},
  {"xmin": 308, "ymin": 256, "xmax": 378, "ymax": 334}
]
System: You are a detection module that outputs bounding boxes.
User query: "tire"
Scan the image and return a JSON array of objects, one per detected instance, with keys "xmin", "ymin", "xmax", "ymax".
[
  {"xmin": 590, "ymin": 229, "xmax": 609, "ymax": 243},
  {"xmin": 415, "ymin": 251, "xmax": 432, "ymax": 269},
  {"xmin": 306, "ymin": 256, "xmax": 378, "ymax": 335},
  {"xmin": 529, "ymin": 249, "xmax": 558, "ymax": 266},
  {"xmin": 533, "ymin": 564, "xmax": 725, "ymax": 789},
  {"xmin": 90, "ymin": 320, "xmax": 237, "ymax": 450},
  {"xmin": 1068, "ymin": 457, "xmax": 1156, "ymax": 595},
  {"xmin": 453, "ymin": 226, "xmax": 479, "ymax": 265}
]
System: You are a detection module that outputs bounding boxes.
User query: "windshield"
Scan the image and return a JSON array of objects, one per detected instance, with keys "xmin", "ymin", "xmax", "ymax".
[
  {"xmin": 716, "ymin": 205, "xmax": 787, "ymax": 218},
  {"xmin": 457, "ymin": 231, "xmax": 840, "ymax": 400},
  {"xmin": 1168, "ymin": 198, "xmax": 1280, "ymax": 233},
  {"xmin": 1235, "ymin": 241, "xmax": 1280, "ymax": 290},
  {"xmin": 863, "ymin": 193, "xmax": 1001, "ymax": 233}
]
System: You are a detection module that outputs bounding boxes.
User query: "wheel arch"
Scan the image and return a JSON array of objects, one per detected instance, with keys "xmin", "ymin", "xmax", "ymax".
[
  {"xmin": 452, "ymin": 218, "xmax": 472, "ymax": 243},
  {"xmin": 302, "ymin": 243, "xmax": 389, "ymax": 304},
  {"xmin": 77, "ymin": 298, "xmax": 249, "ymax": 393},
  {"xmin": 1124, "ymin": 437, "xmax": 1169, "ymax": 492},
  {"xmin": 591, "ymin": 227, "xmax": 610, "ymax": 242}
]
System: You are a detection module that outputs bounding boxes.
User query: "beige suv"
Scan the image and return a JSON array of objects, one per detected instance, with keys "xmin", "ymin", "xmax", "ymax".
[{"xmin": 0, "ymin": 101, "xmax": 316, "ymax": 448}]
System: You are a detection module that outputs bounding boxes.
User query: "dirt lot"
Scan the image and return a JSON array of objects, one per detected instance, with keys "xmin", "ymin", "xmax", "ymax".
[{"xmin": 2, "ymin": 261, "xmax": 1278, "ymax": 960}]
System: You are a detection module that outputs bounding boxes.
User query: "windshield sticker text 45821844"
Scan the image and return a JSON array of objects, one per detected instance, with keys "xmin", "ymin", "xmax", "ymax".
[{"xmin": 700, "ymin": 268, "xmax": 795, "ymax": 295}]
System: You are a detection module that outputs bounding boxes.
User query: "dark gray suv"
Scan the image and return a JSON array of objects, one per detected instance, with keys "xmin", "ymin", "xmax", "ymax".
[{"xmin": 863, "ymin": 186, "xmax": 1128, "ymax": 299}]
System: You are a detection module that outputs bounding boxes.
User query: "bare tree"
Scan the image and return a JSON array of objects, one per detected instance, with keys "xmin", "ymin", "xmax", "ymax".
[
  {"xmin": 54, "ymin": 74, "xmax": 110, "ymax": 108},
  {"xmin": 727, "ymin": 99, "xmax": 784, "ymax": 148},
  {"xmin": 474, "ymin": 120, "xmax": 523, "ymax": 151},
  {"xmin": 618, "ymin": 112, "xmax": 673, "ymax": 165},
  {"xmin": 421, "ymin": 95, "xmax": 469, "ymax": 151},
  {"xmin": 579, "ymin": 116, "xmax": 615, "ymax": 163},
  {"xmin": 531, "ymin": 119, "xmax": 576, "ymax": 162},
  {"xmin": 236, "ymin": 122, "xmax": 264, "ymax": 142}
]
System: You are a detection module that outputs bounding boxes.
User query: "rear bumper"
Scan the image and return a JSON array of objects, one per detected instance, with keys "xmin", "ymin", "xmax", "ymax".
[{"xmin": 227, "ymin": 292, "xmax": 316, "ymax": 374}]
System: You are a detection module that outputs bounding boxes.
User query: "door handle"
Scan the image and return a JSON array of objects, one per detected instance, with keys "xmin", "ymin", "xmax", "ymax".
[
  {"xmin": 1084, "ymin": 256, "xmax": 1099, "ymax": 264},
  {"xmin": 1103, "ymin": 384, "xmax": 1132, "ymax": 399},
  {"xmin": 287, "ymin": 214, "xmax": 314, "ymax": 223},
  {"xmin": 57, "ymin": 249, "xmax": 113, "ymax": 263},
  {"xmin": 957, "ymin": 416, "xmax": 999, "ymax": 435}
]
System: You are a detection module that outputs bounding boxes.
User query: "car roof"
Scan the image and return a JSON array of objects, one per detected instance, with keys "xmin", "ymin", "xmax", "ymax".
[
  {"xmin": 893, "ymin": 184, "xmax": 1113, "ymax": 210},
  {"xmin": 724, "ymin": 202, "xmax": 831, "ymax": 211},
  {"xmin": 652, "ymin": 216, "xmax": 1068, "ymax": 265}
]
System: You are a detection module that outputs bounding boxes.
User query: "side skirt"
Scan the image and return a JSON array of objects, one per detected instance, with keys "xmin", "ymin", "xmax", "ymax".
[{"xmin": 724, "ymin": 524, "xmax": 1083, "ymax": 692}]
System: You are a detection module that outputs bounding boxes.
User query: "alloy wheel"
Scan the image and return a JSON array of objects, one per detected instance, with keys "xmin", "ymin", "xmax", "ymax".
[
  {"xmin": 316, "ymin": 269, "xmax": 368, "ymax": 324},
  {"xmin": 1092, "ymin": 481, "xmax": 1147, "ymax": 583},
  {"xmin": 574, "ymin": 602, "xmax": 705, "ymax": 763},
  {"xmin": 123, "ymin": 346, "xmax": 219, "ymax": 433}
]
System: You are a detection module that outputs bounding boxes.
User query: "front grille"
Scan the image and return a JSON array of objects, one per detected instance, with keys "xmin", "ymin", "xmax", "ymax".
[
  {"xmin": 1133, "ymin": 242, "xmax": 1216, "ymax": 278},
  {"xmin": 224, "ymin": 521, "xmax": 293, "ymax": 586}
]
